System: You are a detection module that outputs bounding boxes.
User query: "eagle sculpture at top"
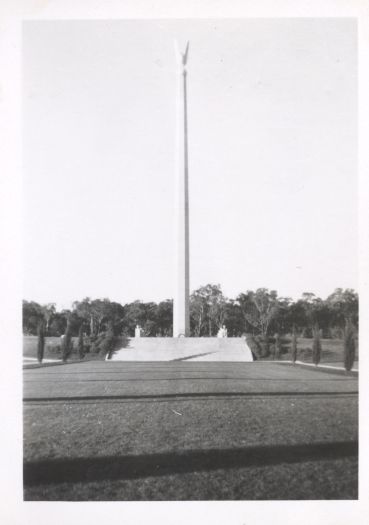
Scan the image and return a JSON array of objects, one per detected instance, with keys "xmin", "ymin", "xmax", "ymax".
[{"xmin": 175, "ymin": 40, "xmax": 190, "ymax": 68}]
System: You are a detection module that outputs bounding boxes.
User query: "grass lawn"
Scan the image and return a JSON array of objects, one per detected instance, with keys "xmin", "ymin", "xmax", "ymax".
[
  {"xmin": 23, "ymin": 361, "xmax": 358, "ymax": 500},
  {"xmin": 23, "ymin": 335, "xmax": 359, "ymax": 370},
  {"xmin": 255, "ymin": 337, "xmax": 359, "ymax": 369},
  {"xmin": 23, "ymin": 335, "xmax": 103, "ymax": 365},
  {"xmin": 23, "ymin": 335, "xmax": 80, "ymax": 360},
  {"xmin": 292, "ymin": 337, "xmax": 358, "ymax": 366}
]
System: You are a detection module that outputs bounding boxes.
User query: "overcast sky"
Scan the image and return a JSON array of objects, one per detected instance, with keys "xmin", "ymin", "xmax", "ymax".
[{"xmin": 23, "ymin": 18, "xmax": 357, "ymax": 309}]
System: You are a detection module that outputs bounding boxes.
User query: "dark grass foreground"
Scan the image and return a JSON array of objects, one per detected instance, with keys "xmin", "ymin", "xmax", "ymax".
[{"xmin": 23, "ymin": 361, "xmax": 358, "ymax": 500}]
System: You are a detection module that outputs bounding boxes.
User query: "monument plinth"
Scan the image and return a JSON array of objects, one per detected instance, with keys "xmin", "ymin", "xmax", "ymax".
[{"xmin": 173, "ymin": 41, "xmax": 190, "ymax": 337}]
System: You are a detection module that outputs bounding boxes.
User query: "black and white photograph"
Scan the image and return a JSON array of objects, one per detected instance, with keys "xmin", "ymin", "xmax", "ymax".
[{"xmin": 1, "ymin": 1, "xmax": 368, "ymax": 524}]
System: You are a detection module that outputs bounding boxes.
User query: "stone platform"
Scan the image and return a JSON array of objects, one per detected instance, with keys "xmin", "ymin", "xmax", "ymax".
[{"xmin": 108, "ymin": 337, "xmax": 253, "ymax": 362}]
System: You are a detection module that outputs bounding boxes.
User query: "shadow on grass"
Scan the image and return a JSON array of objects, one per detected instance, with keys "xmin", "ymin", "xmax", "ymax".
[
  {"xmin": 23, "ymin": 390, "xmax": 358, "ymax": 403},
  {"xmin": 172, "ymin": 352, "xmax": 217, "ymax": 361},
  {"xmin": 23, "ymin": 376, "xmax": 354, "ymax": 383},
  {"xmin": 24, "ymin": 440, "xmax": 357, "ymax": 486}
]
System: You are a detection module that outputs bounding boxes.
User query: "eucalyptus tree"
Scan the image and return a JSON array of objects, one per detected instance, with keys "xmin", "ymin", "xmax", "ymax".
[
  {"xmin": 237, "ymin": 289, "xmax": 279, "ymax": 337},
  {"xmin": 190, "ymin": 284, "xmax": 227, "ymax": 336}
]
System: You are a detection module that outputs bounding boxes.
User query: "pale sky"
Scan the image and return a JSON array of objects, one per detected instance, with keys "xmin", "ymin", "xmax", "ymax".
[{"xmin": 22, "ymin": 18, "xmax": 357, "ymax": 309}]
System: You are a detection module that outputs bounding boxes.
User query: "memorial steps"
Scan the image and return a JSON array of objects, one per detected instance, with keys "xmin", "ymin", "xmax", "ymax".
[{"xmin": 108, "ymin": 337, "xmax": 254, "ymax": 362}]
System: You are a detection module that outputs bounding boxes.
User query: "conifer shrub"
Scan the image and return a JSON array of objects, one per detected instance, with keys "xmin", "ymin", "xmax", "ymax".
[
  {"xmin": 343, "ymin": 320, "xmax": 356, "ymax": 371},
  {"xmin": 37, "ymin": 320, "xmax": 45, "ymax": 363},
  {"xmin": 78, "ymin": 324, "xmax": 85, "ymax": 359},
  {"xmin": 100, "ymin": 321, "xmax": 117, "ymax": 359},
  {"xmin": 312, "ymin": 325, "xmax": 321, "ymax": 365},
  {"xmin": 291, "ymin": 328, "xmax": 298, "ymax": 364},
  {"xmin": 62, "ymin": 318, "xmax": 73, "ymax": 362}
]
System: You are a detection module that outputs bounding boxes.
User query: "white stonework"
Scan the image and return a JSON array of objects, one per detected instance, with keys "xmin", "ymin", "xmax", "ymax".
[{"xmin": 173, "ymin": 41, "xmax": 190, "ymax": 337}]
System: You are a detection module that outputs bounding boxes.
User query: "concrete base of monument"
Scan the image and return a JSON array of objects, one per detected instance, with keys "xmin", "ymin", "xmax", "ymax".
[{"xmin": 108, "ymin": 337, "xmax": 254, "ymax": 362}]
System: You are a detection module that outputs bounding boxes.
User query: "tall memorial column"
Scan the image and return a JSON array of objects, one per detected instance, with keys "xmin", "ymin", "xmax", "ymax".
[{"xmin": 173, "ymin": 41, "xmax": 190, "ymax": 337}]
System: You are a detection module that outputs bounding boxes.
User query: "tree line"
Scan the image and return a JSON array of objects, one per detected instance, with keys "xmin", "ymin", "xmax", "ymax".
[{"xmin": 23, "ymin": 285, "xmax": 358, "ymax": 339}]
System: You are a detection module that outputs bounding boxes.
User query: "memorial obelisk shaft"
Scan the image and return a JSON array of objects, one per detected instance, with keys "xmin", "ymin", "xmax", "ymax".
[{"xmin": 173, "ymin": 42, "xmax": 190, "ymax": 337}]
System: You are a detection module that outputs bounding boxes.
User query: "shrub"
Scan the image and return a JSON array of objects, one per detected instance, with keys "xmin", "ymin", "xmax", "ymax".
[
  {"xmin": 291, "ymin": 328, "xmax": 297, "ymax": 363},
  {"xmin": 312, "ymin": 325, "xmax": 321, "ymax": 365},
  {"xmin": 100, "ymin": 322, "xmax": 117, "ymax": 359},
  {"xmin": 83, "ymin": 339, "xmax": 91, "ymax": 354},
  {"xmin": 279, "ymin": 336, "xmax": 290, "ymax": 355},
  {"xmin": 274, "ymin": 333, "xmax": 282, "ymax": 360},
  {"xmin": 300, "ymin": 347, "xmax": 311, "ymax": 362},
  {"xmin": 301, "ymin": 327, "xmax": 313, "ymax": 338},
  {"xmin": 245, "ymin": 335, "xmax": 271, "ymax": 358},
  {"xmin": 62, "ymin": 318, "xmax": 73, "ymax": 362},
  {"xmin": 89, "ymin": 333, "xmax": 105, "ymax": 354},
  {"xmin": 115, "ymin": 334, "xmax": 130, "ymax": 349},
  {"xmin": 78, "ymin": 325, "xmax": 85, "ymax": 359},
  {"xmin": 343, "ymin": 320, "xmax": 356, "ymax": 371},
  {"xmin": 257, "ymin": 335, "xmax": 270, "ymax": 358},
  {"xmin": 37, "ymin": 320, "xmax": 45, "ymax": 363},
  {"xmin": 84, "ymin": 324, "xmax": 118, "ymax": 359},
  {"xmin": 245, "ymin": 334, "xmax": 260, "ymax": 360},
  {"xmin": 46, "ymin": 343, "xmax": 61, "ymax": 356}
]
